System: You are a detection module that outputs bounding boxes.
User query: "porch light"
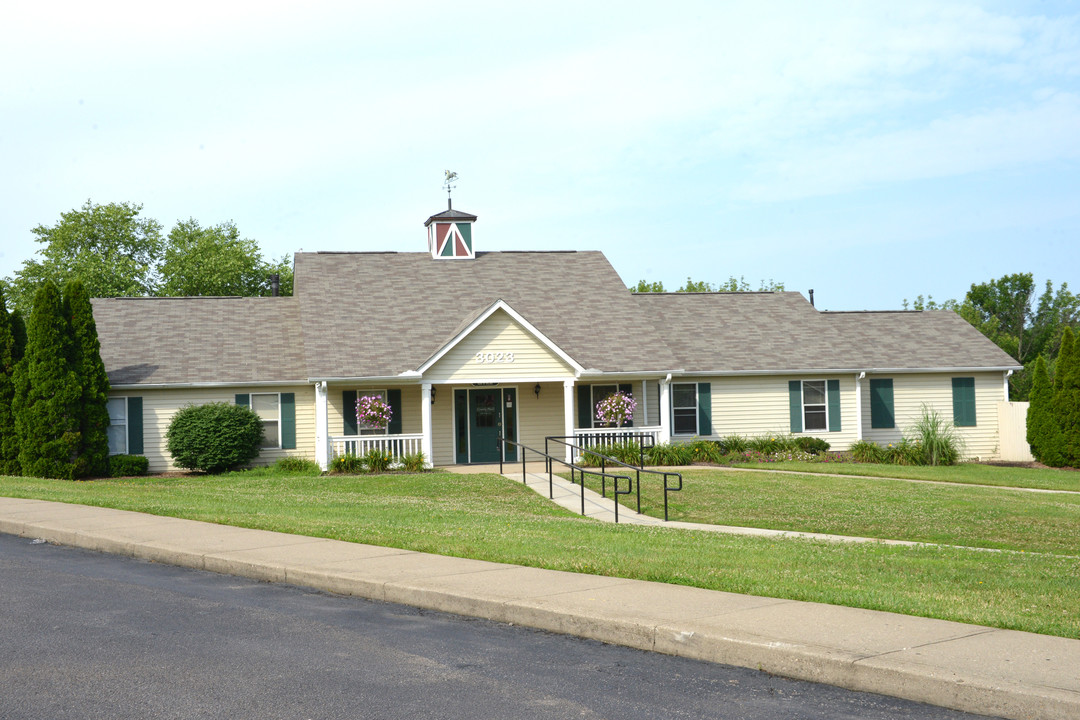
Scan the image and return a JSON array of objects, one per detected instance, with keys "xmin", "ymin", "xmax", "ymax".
[
  {"xmin": 430, "ymin": 386, "xmax": 437, "ymax": 404},
  {"xmin": 534, "ymin": 383, "xmax": 541, "ymax": 399}
]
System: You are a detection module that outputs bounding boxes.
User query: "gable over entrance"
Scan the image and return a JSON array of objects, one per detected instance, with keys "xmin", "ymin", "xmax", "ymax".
[{"xmin": 421, "ymin": 304, "xmax": 579, "ymax": 383}]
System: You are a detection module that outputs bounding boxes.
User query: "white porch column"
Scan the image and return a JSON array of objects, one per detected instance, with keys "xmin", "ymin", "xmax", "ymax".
[
  {"xmin": 563, "ymin": 380, "xmax": 575, "ymax": 463},
  {"xmin": 658, "ymin": 375, "xmax": 672, "ymax": 445},
  {"xmin": 315, "ymin": 381, "xmax": 329, "ymax": 470},
  {"xmin": 421, "ymin": 383, "xmax": 434, "ymax": 469},
  {"xmin": 855, "ymin": 372, "xmax": 865, "ymax": 442}
]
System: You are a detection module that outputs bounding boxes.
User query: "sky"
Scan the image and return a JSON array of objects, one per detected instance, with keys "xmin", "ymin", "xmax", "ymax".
[{"xmin": 2, "ymin": 0, "xmax": 1077, "ymax": 311}]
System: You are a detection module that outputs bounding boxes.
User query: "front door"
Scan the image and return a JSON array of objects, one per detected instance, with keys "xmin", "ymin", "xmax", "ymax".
[{"xmin": 466, "ymin": 388, "xmax": 517, "ymax": 463}]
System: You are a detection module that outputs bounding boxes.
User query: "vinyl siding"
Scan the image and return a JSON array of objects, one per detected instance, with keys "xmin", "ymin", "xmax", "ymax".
[
  {"xmin": 861, "ymin": 372, "xmax": 1004, "ymax": 460},
  {"xmin": 424, "ymin": 309, "xmax": 574, "ymax": 383},
  {"xmin": 701, "ymin": 375, "xmax": 861, "ymax": 449},
  {"xmin": 109, "ymin": 385, "xmax": 316, "ymax": 473}
]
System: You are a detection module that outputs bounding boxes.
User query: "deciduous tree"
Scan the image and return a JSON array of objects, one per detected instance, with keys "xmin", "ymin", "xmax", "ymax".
[{"xmin": 159, "ymin": 219, "xmax": 292, "ymax": 297}]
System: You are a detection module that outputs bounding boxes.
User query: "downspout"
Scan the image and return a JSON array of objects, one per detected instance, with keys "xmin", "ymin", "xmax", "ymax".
[
  {"xmin": 855, "ymin": 372, "xmax": 865, "ymax": 442},
  {"xmin": 658, "ymin": 373, "xmax": 672, "ymax": 445},
  {"xmin": 1004, "ymin": 369, "xmax": 1013, "ymax": 402}
]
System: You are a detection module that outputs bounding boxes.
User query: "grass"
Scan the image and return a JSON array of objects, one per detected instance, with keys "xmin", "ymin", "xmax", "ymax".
[
  {"xmin": 723, "ymin": 460, "xmax": 1080, "ymax": 492},
  {"xmin": 578, "ymin": 468, "xmax": 1080, "ymax": 554},
  {"xmin": 1, "ymin": 470, "xmax": 1078, "ymax": 640}
]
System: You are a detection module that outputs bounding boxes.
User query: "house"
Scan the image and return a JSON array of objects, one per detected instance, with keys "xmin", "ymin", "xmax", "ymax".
[{"xmin": 91, "ymin": 203, "xmax": 1022, "ymax": 472}]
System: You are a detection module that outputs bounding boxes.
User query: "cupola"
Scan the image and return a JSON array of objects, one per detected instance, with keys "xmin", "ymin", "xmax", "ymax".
[{"xmin": 424, "ymin": 170, "xmax": 476, "ymax": 259}]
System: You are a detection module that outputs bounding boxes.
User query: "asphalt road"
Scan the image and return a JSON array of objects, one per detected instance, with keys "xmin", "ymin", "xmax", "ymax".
[{"xmin": 0, "ymin": 533, "xmax": 996, "ymax": 720}]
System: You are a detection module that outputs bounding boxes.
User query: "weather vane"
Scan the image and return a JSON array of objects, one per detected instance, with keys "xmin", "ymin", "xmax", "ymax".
[{"xmin": 443, "ymin": 170, "xmax": 458, "ymax": 208}]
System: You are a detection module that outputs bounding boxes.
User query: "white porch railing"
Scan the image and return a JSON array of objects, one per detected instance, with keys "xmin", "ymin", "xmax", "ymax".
[
  {"xmin": 330, "ymin": 434, "xmax": 424, "ymax": 461},
  {"xmin": 572, "ymin": 426, "xmax": 662, "ymax": 455}
]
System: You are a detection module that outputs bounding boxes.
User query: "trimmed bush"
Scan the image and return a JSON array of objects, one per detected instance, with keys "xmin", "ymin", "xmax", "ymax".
[
  {"xmin": 166, "ymin": 402, "xmax": 263, "ymax": 473},
  {"xmin": 273, "ymin": 456, "xmax": 322, "ymax": 474},
  {"xmin": 108, "ymin": 454, "xmax": 149, "ymax": 477}
]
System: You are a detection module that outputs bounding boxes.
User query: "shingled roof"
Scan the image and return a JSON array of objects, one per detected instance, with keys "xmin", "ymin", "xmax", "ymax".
[
  {"xmin": 632, "ymin": 292, "xmax": 1020, "ymax": 373},
  {"xmin": 294, "ymin": 251, "xmax": 679, "ymax": 379},
  {"xmin": 92, "ymin": 296, "xmax": 306, "ymax": 386}
]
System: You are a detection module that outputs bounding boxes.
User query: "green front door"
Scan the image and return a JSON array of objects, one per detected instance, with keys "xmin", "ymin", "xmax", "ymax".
[
  {"xmin": 467, "ymin": 388, "xmax": 517, "ymax": 463},
  {"xmin": 469, "ymin": 389, "xmax": 502, "ymax": 463}
]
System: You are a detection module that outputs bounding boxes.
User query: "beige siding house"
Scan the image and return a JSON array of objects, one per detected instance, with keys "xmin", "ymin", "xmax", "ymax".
[{"xmin": 91, "ymin": 203, "xmax": 1022, "ymax": 472}]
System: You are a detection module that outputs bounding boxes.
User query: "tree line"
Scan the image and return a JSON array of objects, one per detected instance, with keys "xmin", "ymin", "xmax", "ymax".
[
  {"xmin": 0, "ymin": 280, "xmax": 112, "ymax": 479},
  {"xmin": 1, "ymin": 200, "xmax": 293, "ymax": 314}
]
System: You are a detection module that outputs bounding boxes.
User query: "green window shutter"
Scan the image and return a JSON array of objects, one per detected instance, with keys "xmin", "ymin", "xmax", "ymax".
[
  {"xmin": 618, "ymin": 383, "xmax": 634, "ymax": 427},
  {"xmin": 235, "ymin": 393, "xmax": 250, "ymax": 408},
  {"xmin": 869, "ymin": 379, "xmax": 894, "ymax": 429},
  {"xmin": 697, "ymin": 382, "xmax": 712, "ymax": 436},
  {"xmin": 788, "ymin": 381, "xmax": 803, "ymax": 433},
  {"xmin": 388, "ymin": 389, "xmax": 403, "ymax": 434},
  {"xmin": 455, "ymin": 389, "xmax": 468, "ymax": 463},
  {"xmin": 577, "ymin": 385, "xmax": 591, "ymax": 429},
  {"xmin": 827, "ymin": 380, "xmax": 841, "ymax": 432},
  {"xmin": 280, "ymin": 393, "xmax": 296, "ymax": 449},
  {"xmin": 952, "ymin": 377, "xmax": 976, "ymax": 427},
  {"xmin": 127, "ymin": 397, "xmax": 143, "ymax": 454},
  {"xmin": 343, "ymin": 390, "xmax": 358, "ymax": 435}
]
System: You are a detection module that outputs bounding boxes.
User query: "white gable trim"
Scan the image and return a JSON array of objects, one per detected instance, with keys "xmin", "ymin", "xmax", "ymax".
[{"xmin": 416, "ymin": 299, "xmax": 585, "ymax": 375}]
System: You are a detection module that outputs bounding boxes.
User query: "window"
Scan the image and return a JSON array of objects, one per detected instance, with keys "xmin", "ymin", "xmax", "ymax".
[
  {"xmin": 251, "ymin": 393, "xmax": 281, "ymax": 449},
  {"xmin": 107, "ymin": 397, "xmax": 127, "ymax": 455},
  {"xmin": 672, "ymin": 383, "xmax": 698, "ymax": 435},
  {"xmin": 802, "ymin": 380, "xmax": 827, "ymax": 431},
  {"xmin": 952, "ymin": 377, "xmax": 976, "ymax": 427},
  {"xmin": 870, "ymin": 379, "xmax": 894, "ymax": 429}
]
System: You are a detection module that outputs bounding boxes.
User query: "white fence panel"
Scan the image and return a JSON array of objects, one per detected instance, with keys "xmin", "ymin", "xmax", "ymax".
[{"xmin": 996, "ymin": 402, "xmax": 1034, "ymax": 462}]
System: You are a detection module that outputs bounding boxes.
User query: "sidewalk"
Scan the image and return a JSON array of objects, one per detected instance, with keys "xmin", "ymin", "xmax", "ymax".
[{"xmin": 1, "ymin": 494, "xmax": 1077, "ymax": 720}]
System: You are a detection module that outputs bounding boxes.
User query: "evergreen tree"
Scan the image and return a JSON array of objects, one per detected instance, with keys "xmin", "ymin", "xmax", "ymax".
[
  {"xmin": 0, "ymin": 287, "xmax": 21, "ymax": 475},
  {"xmin": 64, "ymin": 280, "xmax": 111, "ymax": 477},
  {"xmin": 1026, "ymin": 355, "xmax": 1061, "ymax": 466},
  {"xmin": 12, "ymin": 281, "xmax": 82, "ymax": 479},
  {"xmin": 1056, "ymin": 326, "xmax": 1080, "ymax": 467}
]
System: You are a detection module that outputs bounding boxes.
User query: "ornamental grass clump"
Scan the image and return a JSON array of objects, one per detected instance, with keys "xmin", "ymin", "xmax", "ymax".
[
  {"xmin": 595, "ymin": 391, "xmax": 636, "ymax": 427},
  {"xmin": 909, "ymin": 406, "xmax": 963, "ymax": 466}
]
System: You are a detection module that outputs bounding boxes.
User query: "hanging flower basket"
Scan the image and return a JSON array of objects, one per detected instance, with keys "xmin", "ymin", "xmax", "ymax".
[
  {"xmin": 595, "ymin": 391, "xmax": 636, "ymax": 428},
  {"xmin": 356, "ymin": 395, "xmax": 392, "ymax": 430}
]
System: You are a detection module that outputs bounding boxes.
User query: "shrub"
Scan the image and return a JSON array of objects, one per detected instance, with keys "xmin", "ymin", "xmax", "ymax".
[
  {"xmin": 330, "ymin": 453, "xmax": 364, "ymax": 474},
  {"xmin": 273, "ymin": 456, "xmax": 322, "ymax": 474},
  {"xmin": 909, "ymin": 405, "xmax": 963, "ymax": 466},
  {"xmin": 645, "ymin": 442, "xmax": 694, "ymax": 466},
  {"xmin": 401, "ymin": 451, "xmax": 427, "ymax": 472},
  {"xmin": 166, "ymin": 402, "xmax": 263, "ymax": 473},
  {"xmin": 578, "ymin": 441, "xmax": 643, "ymax": 467},
  {"xmin": 364, "ymin": 448, "xmax": 393, "ymax": 474},
  {"xmin": 107, "ymin": 454, "xmax": 149, "ymax": 477},
  {"xmin": 718, "ymin": 435, "xmax": 748, "ymax": 453},
  {"xmin": 793, "ymin": 436, "xmax": 830, "ymax": 455},
  {"xmin": 849, "ymin": 440, "xmax": 884, "ymax": 464}
]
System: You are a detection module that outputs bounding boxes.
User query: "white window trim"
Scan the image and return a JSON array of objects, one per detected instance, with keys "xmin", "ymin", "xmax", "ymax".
[
  {"xmin": 800, "ymin": 379, "xmax": 829, "ymax": 433},
  {"xmin": 671, "ymin": 382, "xmax": 699, "ymax": 436},
  {"xmin": 356, "ymin": 389, "xmax": 389, "ymax": 436},
  {"xmin": 252, "ymin": 392, "xmax": 282, "ymax": 449},
  {"xmin": 107, "ymin": 397, "xmax": 128, "ymax": 456}
]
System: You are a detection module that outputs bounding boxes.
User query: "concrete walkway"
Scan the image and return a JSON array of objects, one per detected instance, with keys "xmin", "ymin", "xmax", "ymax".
[{"xmin": 1, "ymin": 495, "xmax": 1077, "ymax": 720}]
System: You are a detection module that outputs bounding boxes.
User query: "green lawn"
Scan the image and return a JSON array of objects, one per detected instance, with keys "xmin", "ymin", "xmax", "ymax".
[
  {"xmin": 577, "ymin": 467, "xmax": 1080, "ymax": 554},
  {"xmin": 1, "ymin": 470, "xmax": 1078, "ymax": 640},
  {"xmin": 724, "ymin": 460, "xmax": 1080, "ymax": 492}
]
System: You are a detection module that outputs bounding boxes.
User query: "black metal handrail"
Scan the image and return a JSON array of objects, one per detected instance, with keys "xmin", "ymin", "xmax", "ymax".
[
  {"xmin": 545, "ymin": 436, "xmax": 683, "ymax": 522},
  {"xmin": 545, "ymin": 432, "xmax": 656, "ymax": 469},
  {"xmin": 497, "ymin": 435, "xmax": 633, "ymax": 523}
]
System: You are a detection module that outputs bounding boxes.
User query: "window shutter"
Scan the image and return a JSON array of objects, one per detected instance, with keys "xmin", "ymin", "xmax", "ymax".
[
  {"xmin": 280, "ymin": 392, "xmax": 296, "ymax": 449},
  {"xmin": 235, "ymin": 393, "xmax": 250, "ymax": 408},
  {"xmin": 388, "ymin": 389, "xmax": 403, "ymax": 434},
  {"xmin": 870, "ymin": 379, "xmax": 894, "ymax": 429},
  {"xmin": 618, "ymin": 383, "xmax": 634, "ymax": 427},
  {"xmin": 827, "ymin": 380, "xmax": 841, "ymax": 432},
  {"xmin": 127, "ymin": 397, "xmax": 143, "ymax": 454},
  {"xmin": 697, "ymin": 382, "xmax": 712, "ymax": 436},
  {"xmin": 788, "ymin": 381, "xmax": 802, "ymax": 433},
  {"xmin": 577, "ymin": 385, "xmax": 591, "ymax": 429},
  {"xmin": 343, "ymin": 390, "xmax": 358, "ymax": 435},
  {"xmin": 952, "ymin": 377, "xmax": 976, "ymax": 426}
]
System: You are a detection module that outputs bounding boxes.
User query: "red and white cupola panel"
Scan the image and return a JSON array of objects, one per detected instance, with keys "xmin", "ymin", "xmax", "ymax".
[{"xmin": 424, "ymin": 206, "xmax": 478, "ymax": 260}]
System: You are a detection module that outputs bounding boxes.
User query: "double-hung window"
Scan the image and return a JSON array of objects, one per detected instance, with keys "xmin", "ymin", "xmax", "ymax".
[
  {"xmin": 789, "ymin": 380, "xmax": 840, "ymax": 433},
  {"xmin": 672, "ymin": 383, "xmax": 699, "ymax": 436},
  {"xmin": 802, "ymin": 380, "xmax": 827, "ymax": 431},
  {"xmin": 107, "ymin": 398, "xmax": 128, "ymax": 455},
  {"xmin": 251, "ymin": 393, "xmax": 281, "ymax": 449}
]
